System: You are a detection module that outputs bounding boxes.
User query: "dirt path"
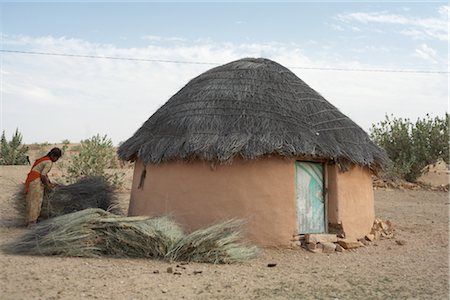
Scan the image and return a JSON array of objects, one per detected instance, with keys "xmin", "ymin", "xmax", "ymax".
[{"xmin": 0, "ymin": 166, "xmax": 448, "ymax": 299}]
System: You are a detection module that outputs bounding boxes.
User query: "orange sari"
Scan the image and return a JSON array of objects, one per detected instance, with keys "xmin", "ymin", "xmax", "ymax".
[{"xmin": 24, "ymin": 156, "xmax": 51, "ymax": 193}]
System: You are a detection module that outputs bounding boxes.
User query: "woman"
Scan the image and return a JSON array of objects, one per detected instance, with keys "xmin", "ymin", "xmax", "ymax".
[{"xmin": 24, "ymin": 147, "xmax": 62, "ymax": 227}]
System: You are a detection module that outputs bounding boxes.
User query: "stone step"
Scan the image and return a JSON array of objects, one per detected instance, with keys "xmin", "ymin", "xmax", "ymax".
[{"xmin": 305, "ymin": 234, "xmax": 338, "ymax": 244}]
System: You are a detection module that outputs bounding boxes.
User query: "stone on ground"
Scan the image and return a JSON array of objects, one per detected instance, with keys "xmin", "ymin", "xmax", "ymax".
[{"xmin": 305, "ymin": 234, "xmax": 338, "ymax": 244}]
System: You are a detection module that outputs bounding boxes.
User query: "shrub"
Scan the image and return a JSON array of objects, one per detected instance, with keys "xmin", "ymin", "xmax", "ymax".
[
  {"xmin": 66, "ymin": 134, "xmax": 123, "ymax": 188},
  {"xmin": 371, "ymin": 114, "xmax": 449, "ymax": 182},
  {"xmin": 0, "ymin": 129, "xmax": 29, "ymax": 165}
]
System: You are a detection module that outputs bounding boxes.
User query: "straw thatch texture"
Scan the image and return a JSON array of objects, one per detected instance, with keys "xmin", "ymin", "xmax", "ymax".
[
  {"xmin": 118, "ymin": 57, "xmax": 388, "ymax": 170},
  {"xmin": 5, "ymin": 209, "xmax": 258, "ymax": 264},
  {"xmin": 14, "ymin": 176, "xmax": 121, "ymax": 223}
]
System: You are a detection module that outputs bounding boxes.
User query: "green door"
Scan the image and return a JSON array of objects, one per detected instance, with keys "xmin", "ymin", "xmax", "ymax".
[{"xmin": 296, "ymin": 161, "xmax": 325, "ymax": 234}]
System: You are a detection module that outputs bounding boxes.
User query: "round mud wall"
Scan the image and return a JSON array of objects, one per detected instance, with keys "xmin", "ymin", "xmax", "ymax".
[{"xmin": 128, "ymin": 157, "xmax": 297, "ymax": 246}]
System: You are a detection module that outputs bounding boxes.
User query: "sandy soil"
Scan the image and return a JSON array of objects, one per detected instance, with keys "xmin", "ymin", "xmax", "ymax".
[{"xmin": 0, "ymin": 165, "xmax": 448, "ymax": 299}]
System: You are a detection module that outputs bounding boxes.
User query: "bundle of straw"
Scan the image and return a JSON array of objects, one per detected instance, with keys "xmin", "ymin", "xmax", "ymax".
[
  {"xmin": 8, "ymin": 209, "xmax": 110, "ymax": 257},
  {"xmin": 166, "ymin": 219, "xmax": 258, "ymax": 264},
  {"xmin": 97, "ymin": 215, "xmax": 184, "ymax": 258},
  {"xmin": 5, "ymin": 209, "xmax": 258, "ymax": 264},
  {"xmin": 14, "ymin": 176, "xmax": 121, "ymax": 223}
]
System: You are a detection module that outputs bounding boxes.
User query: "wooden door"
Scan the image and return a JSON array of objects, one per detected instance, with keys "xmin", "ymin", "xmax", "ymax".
[{"xmin": 296, "ymin": 161, "xmax": 325, "ymax": 234}]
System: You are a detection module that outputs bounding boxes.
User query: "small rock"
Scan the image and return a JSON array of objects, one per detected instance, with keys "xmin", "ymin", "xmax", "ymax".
[
  {"xmin": 174, "ymin": 272, "xmax": 182, "ymax": 275},
  {"xmin": 322, "ymin": 242, "xmax": 337, "ymax": 253},
  {"xmin": 359, "ymin": 239, "xmax": 370, "ymax": 246},
  {"xmin": 305, "ymin": 234, "xmax": 338, "ymax": 244},
  {"xmin": 161, "ymin": 289, "xmax": 168, "ymax": 293},
  {"xmin": 289, "ymin": 240, "xmax": 301, "ymax": 247},
  {"xmin": 267, "ymin": 263, "xmax": 277, "ymax": 267},
  {"xmin": 365, "ymin": 234, "xmax": 375, "ymax": 241},
  {"xmin": 306, "ymin": 243, "xmax": 323, "ymax": 253},
  {"xmin": 193, "ymin": 270, "xmax": 203, "ymax": 275},
  {"xmin": 372, "ymin": 231, "xmax": 381, "ymax": 240},
  {"xmin": 153, "ymin": 270, "xmax": 159, "ymax": 274},
  {"xmin": 335, "ymin": 244, "xmax": 344, "ymax": 252},
  {"xmin": 395, "ymin": 240, "xmax": 407, "ymax": 246},
  {"xmin": 337, "ymin": 239, "xmax": 362, "ymax": 249},
  {"xmin": 167, "ymin": 267, "xmax": 173, "ymax": 274}
]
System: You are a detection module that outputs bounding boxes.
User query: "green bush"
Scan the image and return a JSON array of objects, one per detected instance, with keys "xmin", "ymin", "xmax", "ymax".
[
  {"xmin": 371, "ymin": 114, "xmax": 449, "ymax": 182},
  {"xmin": 0, "ymin": 129, "xmax": 29, "ymax": 165},
  {"xmin": 66, "ymin": 134, "xmax": 123, "ymax": 188}
]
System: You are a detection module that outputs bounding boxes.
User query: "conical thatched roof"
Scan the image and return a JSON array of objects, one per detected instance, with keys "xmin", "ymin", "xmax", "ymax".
[{"xmin": 118, "ymin": 58, "xmax": 388, "ymax": 170}]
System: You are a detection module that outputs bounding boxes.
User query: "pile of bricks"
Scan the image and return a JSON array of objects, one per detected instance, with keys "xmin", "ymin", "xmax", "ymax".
[
  {"xmin": 371, "ymin": 218, "xmax": 395, "ymax": 240},
  {"xmin": 290, "ymin": 218, "xmax": 395, "ymax": 253}
]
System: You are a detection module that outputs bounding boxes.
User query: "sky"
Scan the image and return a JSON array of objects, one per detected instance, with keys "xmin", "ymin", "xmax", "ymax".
[{"xmin": 0, "ymin": 1, "xmax": 448, "ymax": 145}]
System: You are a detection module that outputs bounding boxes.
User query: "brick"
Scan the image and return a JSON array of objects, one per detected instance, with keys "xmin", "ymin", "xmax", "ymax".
[
  {"xmin": 337, "ymin": 239, "xmax": 362, "ymax": 249},
  {"xmin": 305, "ymin": 234, "xmax": 338, "ymax": 244},
  {"xmin": 335, "ymin": 244, "xmax": 345, "ymax": 252},
  {"xmin": 322, "ymin": 242, "xmax": 337, "ymax": 253},
  {"xmin": 306, "ymin": 243, "xmax": 323, "ymax": 253},
  {"xmin": 365, "ymin": 234, "xmax": 375, "ymax": 241}
]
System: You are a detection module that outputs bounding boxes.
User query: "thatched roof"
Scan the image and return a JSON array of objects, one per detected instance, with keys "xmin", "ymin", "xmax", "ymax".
[{"xmin": 118, "ymin": 58, "xmax": 388, "ymax": 170}]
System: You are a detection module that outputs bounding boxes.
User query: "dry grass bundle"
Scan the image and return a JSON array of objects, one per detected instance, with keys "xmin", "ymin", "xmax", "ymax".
[
  {"xmin": 166, "ymin": 219, "xmax": 258, "ymax": 264},
  {"xmin": 5, "ymin": 209, "xmax": 258, "ymax": 264},
  {"xmin": 14, "ymin": 176, "xmax": 121, "ymax": 224},
  {"xmin": 98, "ymin": 215, "xmax": 184, "ymax": 258},
  {"xmin": 7, "ymin": 209, "xmax": 110, "ymax": 257}
]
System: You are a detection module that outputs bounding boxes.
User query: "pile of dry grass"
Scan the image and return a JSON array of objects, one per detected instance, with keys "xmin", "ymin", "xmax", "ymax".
[
  {"xmin": 14, "ymin": 176, "xmax": 121, "ymax": 223},
  {"xmin": 167, "ymin": 219, "xmax": 258, "ymax": 264},
  {"xmin": 5, "ymin": 208, "xmax": 258, "ymax": 264}
]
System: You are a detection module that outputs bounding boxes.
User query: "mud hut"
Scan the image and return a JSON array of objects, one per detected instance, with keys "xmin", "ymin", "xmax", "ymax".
[{"xmin": 118, "ymin": 58, "xmax": 388, "ymax": 246}]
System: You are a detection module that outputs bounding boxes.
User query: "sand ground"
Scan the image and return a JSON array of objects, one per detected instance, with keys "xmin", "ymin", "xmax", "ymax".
[{"xmin": 0, "ymin": 165, "xmax": 448, "ymax": 299}]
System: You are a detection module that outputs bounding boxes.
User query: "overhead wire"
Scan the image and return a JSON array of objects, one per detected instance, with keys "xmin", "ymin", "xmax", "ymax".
[{"xmin": 0, "ymin": 49, "xmax": 448, "ymax": 74}]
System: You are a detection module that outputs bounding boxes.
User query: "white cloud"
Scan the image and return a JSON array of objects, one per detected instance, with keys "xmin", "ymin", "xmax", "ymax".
[
  {"xmin": 1, "ymin": 35, "xmax": 447, "ymax": 145},
  {"xmin": 337, "ymin": 12, "xmax": 409, "ymax": 24},
  {"xmin": 330, "ymin": 24, "xmax": 345, "ymax": 31},
  {"xmin": 413, "ymin": 44, "xmax": 439, "ymax": 64},
  {"xmin": 337, "ymin": 6, "xmax": 449, "ymax": 41},
  {"xmin": 141, "ymin": 35, "xmax": 186, "ymax": 42},
  {"xmin": 399, "ymin": 28, "xmax": 425, "ymax": 39}
]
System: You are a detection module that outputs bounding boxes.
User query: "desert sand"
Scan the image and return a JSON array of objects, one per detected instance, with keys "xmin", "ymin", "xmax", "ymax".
[{"xmin": 0, "ymin": 164, "xmax": 448, "ymax": 299}]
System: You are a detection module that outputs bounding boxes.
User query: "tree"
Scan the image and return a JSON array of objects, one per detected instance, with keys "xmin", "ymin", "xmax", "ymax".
[
  {"xmin": 371, "ymin": 114, "xmax": 449, "ymax": 182},
  {"xmin": 0, "ymin": 129, "xmax": 29, "ymax": 165},
  {"xmin": 66, "ymin": 134, "xmax": 123, "ymax": 188}
]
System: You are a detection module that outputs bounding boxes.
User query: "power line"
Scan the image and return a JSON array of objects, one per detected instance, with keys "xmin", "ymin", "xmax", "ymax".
[
  {"xmin": 0, "ymin": 49, "xmax": 219, "ymax": 66},
  {"xmin": 0, "ymin": 49, "xmax": 448, "ymax": 74}
]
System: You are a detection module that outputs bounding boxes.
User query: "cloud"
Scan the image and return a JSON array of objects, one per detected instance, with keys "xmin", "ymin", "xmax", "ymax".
[
  {"xmin": 141, "ymin": 35, "xmax": 186, "ymax": 42},
  {"xmin": 1, "ymin": 35, "xmax": 447, "ymax": 145},
  {"xmin": 413, "ymin": 44, "xmax": 439, "ymax": 64},
  {"xmin": 336, "ymin": 5, "xmax": 449, "ymax": 41},
  {"xmin": 330, "ymin": 24, "xmax": 345, "ymax": 31}
]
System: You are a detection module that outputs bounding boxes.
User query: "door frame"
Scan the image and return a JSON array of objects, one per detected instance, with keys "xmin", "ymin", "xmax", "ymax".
[{"xmin": 295, "ymin": 160, "xmax": 329, "ymax": 234}]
